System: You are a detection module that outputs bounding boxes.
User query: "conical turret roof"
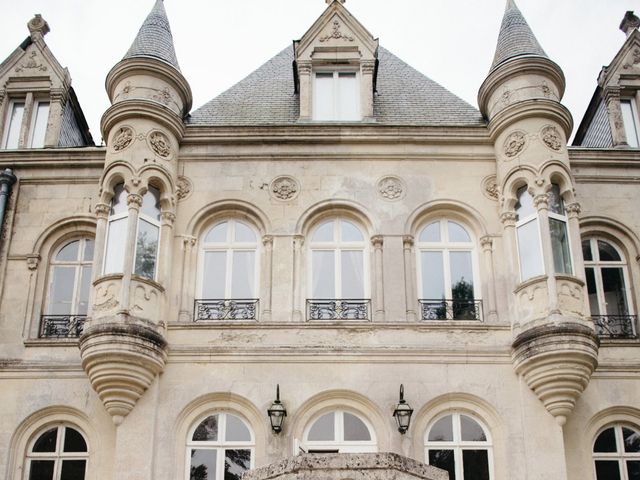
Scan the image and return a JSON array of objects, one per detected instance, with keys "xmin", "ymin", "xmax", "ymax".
[
  {"xmin": 490, "ymin": 0, "xmax": 547, "ymax": 71},
  {"xmin": 123, "ymin": 0, "xmax": 180, "ymax": 70}
]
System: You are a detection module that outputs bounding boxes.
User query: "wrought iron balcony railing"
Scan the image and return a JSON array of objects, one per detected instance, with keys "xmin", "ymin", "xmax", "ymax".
[
  {"xmin": 194, "ymin": 299, "xmax": 259, "ymax": 321},
  {"xmin": 307, "ymin": 299, "xmax": 371, "ymax": 321},
  {"xmin": 39, "ymin": 315, "xmax": 87, "ymax": 338},
  {"xmin": 419, "ymin": 299, "xmax": 483, "ymax": 321},
  {"xmin": 591, "ymin": 315, "xmax": 638, "ymax": 339}
]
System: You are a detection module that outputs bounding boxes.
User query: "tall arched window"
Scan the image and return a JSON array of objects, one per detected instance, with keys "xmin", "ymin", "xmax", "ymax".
[
  {"xmin": 417, "ymin": 219, "xmax": 481, "ymax": 320},
  {"xmin": 547, "ymin": 184, "xmax": 572, "ymax": 275},
  {"xmin": 186, "ymin": 412, "xmax": 254, "ymax": 480},
  {"xmin": 592, "ymin": 424, "xmax": 640, "ymax": 479},
  {"xmin": 425, "ymin": 413, "xmax": 493, "ymax": 480},
  {"xmin": 308, "ymin": 218, "xmax": 369, "ymax": 320},
  {"xmin": 41, "ymin": 238, "xmax": 93, "ymax": 338},
  {"xmin": 196, "ymin": 220, "xmax": 259, "ymax": 320},
  {"xmin": 302, "ymin": 410, "xmax": 377, "ymax": 453},
  {"xmin": 24, "ymin": 424, "xmax": 89, "ymax": 480},
  {"xmin": 515, "ymin": 186, "xmax": 544, "ymax": 281},
  {"xmin": 103, "ymin": 183, "xmax": 127, "ymax": 275},
  {"xmin": 583, "ymin": 238, "xmax": 636, "ymax": 338}
]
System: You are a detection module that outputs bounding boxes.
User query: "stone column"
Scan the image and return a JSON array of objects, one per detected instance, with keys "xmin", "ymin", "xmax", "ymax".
[
  {"xmin": 499, "ymin": 211, "xmax": 519, "ymax": 318},
  {"xmin": 292, "ymin": 235, "xmax": 304, "ymax": 321},
  {"xmin": 361, "ymin": 60, "xmax": 376, "ymax": 120},
  {"xmin": 157, "ymin": 211, "xmax": 175, "ymax": 286},
  {"xmin": 261, "ymin": 235, "xmax": 274, "ymax": 321},
  {"xmin": 403, "ymin": 235, "xmax": 416, "ymax": 321},
  {"xmin": 297, "ymin": 62, "xmax": 312, "ymax": 121},
  {"xmin": 18, "ymin": 92, "xmax": 34, "ymax": 148},
  {"xmin": 120, "ymin": 192, "xmax": 142, "ymax": 310},
  {"xmin": 371, "ymin": 235, "xmax": 384, "ymax": 321},
  {"xmin": 178, "ymin": 235, "xmax": 196, "ymax": 322},
  {"xmin": 480, "ymin": 236, "xmax": 498, "ymax": 321},
  {"xmin": 566, "ymin": 202, "xmax": 589, "ymax": 315}
]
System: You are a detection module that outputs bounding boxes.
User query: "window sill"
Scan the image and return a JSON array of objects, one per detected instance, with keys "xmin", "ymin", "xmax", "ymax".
[{"xmin": 24, "ymin": 338, "xmax": 80, "ymax": 347}]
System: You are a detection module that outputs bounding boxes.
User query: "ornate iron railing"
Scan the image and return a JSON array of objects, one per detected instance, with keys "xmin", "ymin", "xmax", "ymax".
[
  {"xmin": 307, "ymin": 299, "xmax": 371, "ymax": 321},
  {"xmin": 591, "ymin": 315, "xmax": 638, "ymax": 339},
  {"xmin": 194, "ymin": 299, "xmax": 259, "ymax": 321},
  {"xmin": 39, "ymin": 315, "xmax": 87, "ymax": 338},
  {"xmin": 419, "ymin": 299, "xmax": 483, "ymax": 321}
]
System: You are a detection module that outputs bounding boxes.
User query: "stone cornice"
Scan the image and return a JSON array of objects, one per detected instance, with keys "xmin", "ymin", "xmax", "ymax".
[
  {"xmin": 486, "ymin": 98, "xmax": 573, "ymax": 139},
  {"xmin": 101, "ymin": 99, "xmax": 186, "ymax": 141}
]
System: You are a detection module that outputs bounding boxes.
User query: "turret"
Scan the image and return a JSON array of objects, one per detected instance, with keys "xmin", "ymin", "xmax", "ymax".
[
  {"xmin": 79, "ymin": 0, "xmax": 192, "ymax": 425},
  {"xmin": 479, "ymin": 0, "xmax": 598, "ymax": 426}
]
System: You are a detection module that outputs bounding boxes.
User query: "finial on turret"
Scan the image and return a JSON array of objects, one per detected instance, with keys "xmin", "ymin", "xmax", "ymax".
[
  {"xmin": 620, "ymin": 11, "xmax": 640, "ymax": 37},
  {"xmin": 27, "ymin": 14, "xmax": 50, "ymax": 41},
  {"xmin": 326, "ymin": 0, "xmax": 346, "ymax": 4}
]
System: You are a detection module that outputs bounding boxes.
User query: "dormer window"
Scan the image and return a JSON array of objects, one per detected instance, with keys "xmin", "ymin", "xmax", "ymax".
[
  {"xmin": 620, "ymin": 99, "xmax": 639, "ymax": 148},
  {"xmin": 313, "ymin": 71, "xmax": 360, "ymax": 121},
  {"xmin": 2, "ymin": 101, "xmax": 25, "ymax": 149},
  {"xmin": 1, "ymin": 98, "xmax": 50, "ymax": 149},
  {"xmin": 29, "ymin": 100, "xmax": 50, "ymax": 148}
]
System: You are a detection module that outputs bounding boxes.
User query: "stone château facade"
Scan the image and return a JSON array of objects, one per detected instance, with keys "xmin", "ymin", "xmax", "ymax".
[{"xmin": 0, "ymin": 1, "xmax": 639, "ymax": 479}]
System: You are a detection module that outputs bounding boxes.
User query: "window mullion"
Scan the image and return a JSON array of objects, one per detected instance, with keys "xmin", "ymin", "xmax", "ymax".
[
  {"xmin": 443, "ymin": 249, "xmax": 453, "ymax": 300},
  {"xmin": 226, "ymin": 248, "xmax": 233, "ymax": 299},
  {"xmin": 594, "ymin": 267, "xmax": 607, "ymax": 316}
]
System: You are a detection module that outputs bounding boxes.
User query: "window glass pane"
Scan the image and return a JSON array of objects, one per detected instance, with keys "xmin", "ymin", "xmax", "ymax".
[
  {"xmin": 448, "ymin": 222, "xmax": 471, "ymax": 242},
  {"xmin": 205, "ymin": 223, "xmax": 228, "ymax": 243},
  {"xmin": 595, "ymin": 460, "xmax": 621, "ymax": 480},
  {"xmin": 104, "ymin": 217, "xmax": 127, "ymax": 274},
  {"xmin": 341, "ymin": 250, "xmax": 364, "ymax": 298},
  {"xmin": 515, "ymin": 187, "xmax": 535, "ymax": 220},
  {"xmin": 30, "ymin": 102, "xmax": 49, "ymax": 148},
  {"xmin": 582, "ymin": 240, "xmax": 593, "ymax": 261},
  {"xmin": 428, "ymin": 450, "xmax": 456, "ymax": 480},
  {"xmin": 517, "ymin": 219, "xmax": 543, "ymax": 280},
  {"xmin": 78, "ymin": 266, "xmax": 92, "ymax": 315},
  {"xmin": 585, "ymin": 268, "xmax": 599, "ymax": 316},
  {"xmin": 226, "ymin": 414, "xmax": 251, "ymax": 442},
  {"xmin": 57, "ymin": 240, "xmax": 80, "ymax": 261},
  {"xmin": 63, "ymin": 427, "xmax": 87, "ymax": 452},
  {"xmin": 421, "ymin": 251, "xmax": 444, "ymax": 299},
  {"xmin": 341, "ymin": 220, "xmax": 363, "ymax": 242},
  {"xmin": 312, "ymin": 221, "xmax": 334, "ymax": 242},
  {"xmin": 462, "ymin": 450, "xmax": 490, "ymax": 480},
  {"xmin": 314, "ymin": 73, "xmax": 334, "ymax": 121},
  {"xmin": 312, "ymin": 251, "xmax": 335, "ymax": 298},
  {"xmin": 602, "ymin": 268, "xmax": 629, "ymax": 316},
  {"xmin": 190, "ymin": 449, "xmax": 217, "ymax": 480},
  {"xmin": 134, "ymin": 219, "xmax": 159, "ymax": 279},
  {"xmin": 140, "ymin": 187, "xmax": 160, "ymax": 220},
  {"xmin": 621, "ymin": 100, "xmax": 640, "ymax": 148},
  {"xmin": 4, "ymin": 102, "xmax": 24, "ymax": 149},
  {"xmin": 234, "ymin": 222, "xmax": 256, "ymax": 243},
  {"xmin": 202, "ymin": 252, "xmax": 226, "ymax": 298},
  {"xmin": 32, "ymin": 428, "xmax": 57, "ymax": 452},
  {"xmin": 549, "ymin": 218, "xmax": 572, "ymax": 274},
  {"xmin": 598, "ymin": 241, "xmax": 621, "ymax": 262},
  {"xmin": 110, "ymin": 184, "xmax": 127, "ymax": 216},
  {"xmin": 419, "ymin": 222, "xmax": 440, "ymax": 243},
  {"xmin": 450, "ymin": 252, "xmax": 474, "ymax": 299},
  {"xmin": 594, "ymin": 428, "xmax": 617, "ymax": 452},
  {"xmin": 460, "ymin": 415, "xmax": 486, "ymax": 442},
  {"xmin": 83, "ymin": 239, "xmax": 94, "ymax": 261},
  {"xmin": 28, "ymin": 460, "xmax": 55, "ymax": 480},
  {"xmin": 49, "ymin": 267, "xmax": 75, "ymax": 315},
  {"xmin": 60, "ymin": 460, "xmax": 86, "ymax": 480},
  {"xmin": 343, "ymin": 412, "xmax": 371, "ymax": 441},
  {"xmin": 428, "ymin": 415, "xmax": 453, "ymax": 441},
  {"xmin": 224, "ymin": 449, "xmax": 251, "ymax": 480},
  {"xmin": 628, "ymin": 461, "xmax": 640, "ymax": 480},
  {"xmin": 548, "ymin": 184, "xmax": 565, "ymax": 215},
  {"xmin": 623, "ymin": 427, "xmax": 640, "ymax": 453},
  {"xmin": 231, "ymin": 251, "xmax": 255, "ymax": 298},
  {"xmin": 308, "ymin": 412, "xmax": 335, "ymax": 441},
  {"xmin": 193, "ymin": 415, "xmax": 218, "ymax": 441},
  {"xmin": 337, "ymin": 72, "xmax": 359, "ymax": 121}
]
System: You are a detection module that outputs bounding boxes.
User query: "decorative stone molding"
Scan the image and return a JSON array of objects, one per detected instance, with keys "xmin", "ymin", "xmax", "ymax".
[
  {"xmin": 176, "ymin": 175, "xmax": 192, "ymax": 201},
  {"xmin": 623, "ymin": 47, "xmax": 640, "ymax": 69},
  {"xmin": 152, "ymin": 87, "xmax": 173, "ymax": 106},
  {"xmin": 15, "ymin": 51, "xmax": 47, "ymax": 73},
  {"xmin": 127, "ymin": 193, "xmax": 143, "ymax": 209},
  {"xmin": 503, "ymin": 131, "xmax": 526, "ymax": 158},
  {"xmin": 512, "ymin": 323, "xmax": 599, "ymax": 426},
  {"xmin": 270, "ymin": 176, "xmax": 299, "ymax": 201},
  {"xmin": 500, "ymin": 211, "xmax": 517, "ymax": 226},
  {"xmin": 26, "ymin": 254, "xmax": 40, "ymax": 270},
  {"xmin": 92, "ymin": 280, "xmax": 120, "ymax": 314},
  {"xmin": 377, "ymin": 175, "xmax": 405, "ymax": 200},
  {"xmin": 160, "ymin": 211, "xmax": 176, "ymax": 226},
  {"xmin": 371, "ymin": 235, "xmax": 384, "ymax": 248},
  {"xmin": 361, "ymin": 60, "xmax": 376, "ymax": 74},
  {"xmin": 541, "ymin": 125, "xmax": 563, "ymax": 151},
  {"xmin": 148, "ymin": 131, "xmax": 171, "ymax": 158},
  {"xmin": 533, "ymin": 193, "xmax": 549, "ymax": 210},
  {"xmin": 262, "ymin": 235, "xmax": 274, "ymax": 247},
  {"xmin": 319, "ymin": 19, "xmax": 354, "ymax": 42},
  {"xmin": 111, "ymin": 127, "xmax": 134, "ymax": 152},
  {"xmin": 402, "ymin": 235, "xmax": 414, "ymax": 249},
  {"xmin": 480, "ymin": 236, "xmax": 493, "ymax": 252},
  {"xmin": 27, "ymin": 14, "xmax": 50, "ymax": 39},
  {"xmin": 566, "ymin": 202, "xmax": 581, "ymax": 218},
  {"xmin": 482, "ymin": 175, "xmax": 499, "ymax": 201},
  {"xmin": 95, "ymin": 203, "xmax": 111, "ymax": 219},
  {"xmin": 182, "ymin": 235, "xmax": 197, "ymax": 249}
]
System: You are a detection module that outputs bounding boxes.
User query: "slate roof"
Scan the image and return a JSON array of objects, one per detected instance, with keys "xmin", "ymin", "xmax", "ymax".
[
  {"xmin": 490, "ymin": 0, "xmax": 547, "ymax": 71},
  {"xmin": 188, "ymin": 46, "xmax": 484, "ymax": 126},
  {"xmin": 123, "ymin": 0, "xmax": 180, "ymax": 70}
]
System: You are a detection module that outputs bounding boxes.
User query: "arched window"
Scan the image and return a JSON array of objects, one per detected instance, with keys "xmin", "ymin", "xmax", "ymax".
[
  {"xmin": 186, "ymin": 412, "xmax": 254, "ymax": 480},
  {"xmin": 547, "ymin": 184, "xmax": 572, "ymax": 275},
  {"xmin": 308, "ymin": 218, "xmax": 369, "ymax": 320},
  {"xmin": 515, "ymin": 186, "xmax": 544, "ymax": 281},
  {"xmin": 417, "ymin": 219, "xmax": 481, "ymax": 320},
  {"xmin": 592, "ymin": 424, "xmax": 640, "ymax": 479},
  {"xmin": 425, "ymin": 413, "xmax": 493, "ymax": 480},
  {"xmin": 196, "ymin": 220, "xmax": 259, "ymax": 320},
  {"xmin": 41, "ymin": 238, "xmax": 93, "ymax": 338},
  {"xmin": 24, "ymin": 424, "xmax": 89, "ymax": 480},
  {"xmin": 302, "ymin": 410, "xmax": 377, "ymax": 453},
  {"xmin": 583, "ymin": 238, "xmax": 636, "ymax": 338},
  {"xmin": 103, "ymin": 183, "xmax": 161, "ymax": 280}
]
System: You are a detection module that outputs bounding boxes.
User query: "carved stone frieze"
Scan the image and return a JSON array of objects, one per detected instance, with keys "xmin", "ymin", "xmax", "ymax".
[
  {"xmin": 623, "ymin": 47, "xmax": 640, "ymax": 70},
  {"xmin": 15, "ymin": 51, "xmax": 47, "ymax": 73},
  {"xmin": 377, "ymin": 175, "xmax": 405, "ymax": 200},
  {"xmin": 481, "ymin": 175, "xmax": 499, "ymax": 201},
  {"xmin": 319, "ymin": 19, "xmax": 354, "ymax": 42},
  {"xmin": 503, "ymin": 131, "xmax": 526, "ymax": 158},
  {"xmin": 270, "ymin": 176, "xmax": 299, "ymax": 201},
  {"xmin": 152, "ymin": 87, "xmax": 173, "ymax": 105},
  {"xmin": 93, "ymin": 282, "xmax": 120, "ymax": 313},
  {"xmin": 176, "ymin": 175, "xmax": 193, "ymax": 201},
  {"xmin": 541, "ymin": 125, "xmax": 563, "ymax": 151},
  {"xmin": 148, "ymin": 131, "xmax": 171, "ymax": 158},
  {"xmin": 112, "ymin": 127, "xmax": 134, "ymax": 152}
]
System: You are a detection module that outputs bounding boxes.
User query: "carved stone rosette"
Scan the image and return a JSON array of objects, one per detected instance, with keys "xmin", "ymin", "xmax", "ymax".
[
  {"xmin": 377, "ymin": 175, "xmax": 405, "ymax": 200},
  {"xmin": 503, "ymin": 131, "xmax": 527, "ymax": 159},
  {"xmin": 481, "ymin": 175, "xmax": 499, "ymax": 201},
  {"xmin": 111, "ymin": 126, "xmax": 134, "ymax": 152},
  {"xmin": 541, "ymin": 125, "xmax": 563, "ymax": 152},
  {"xmin": 147, "ymin": 131, "xmax": 172, "ymax": 159},
  {"xmin": 270, "ymin": 176, "xmax": 299, "ymax": 201},
  {"xmin": 512, "ymin": 323, "xmax": 599, "ymax": 426},
  {"xmin": 176, "ymin": 175, "xmax": 193, "ymax": 201}
]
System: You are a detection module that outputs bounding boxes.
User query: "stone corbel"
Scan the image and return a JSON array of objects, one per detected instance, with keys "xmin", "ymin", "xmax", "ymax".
[{"xmin": 26, "ymin": 253, "xmax": 40, "ymax": 270}]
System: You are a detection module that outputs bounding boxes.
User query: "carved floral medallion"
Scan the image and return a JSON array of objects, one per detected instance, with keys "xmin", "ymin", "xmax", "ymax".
[
  {"xmin": 377, "ymin": 176, "xmax": 405, "ymax": 201},
  {"xmin": 503, "ymin": 131, "xmax": 526, "ymax": 159},
  {"xmin": 481, "ymin": 175, "xmax": 499, "ymax": 201},
  {"xmin": 112, "ymin": 127, "xmax": 133, "ymax": 152},
  {"xmin": 148, "ymin": 131, "xmax": 171, "ymax": 158},
  {"xmin": 541, "ymin": 125, "xmax": 563, "ymax": 151},
  {"xmin": 270, "ymin": 176, "xmax": 300, "ymax": 201},
  {"xmin": 176, "ymin": 175, "xmax": 193, "ymax": 201}
]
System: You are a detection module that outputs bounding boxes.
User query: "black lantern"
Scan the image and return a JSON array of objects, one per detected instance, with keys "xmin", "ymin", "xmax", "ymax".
[
  {"xmin": 267, "ymin": 384, "xmax": 287, "ymax": 433},
  {"xmin": 393, "ymin": 384, "xmax": 413, "ymax": 434}
]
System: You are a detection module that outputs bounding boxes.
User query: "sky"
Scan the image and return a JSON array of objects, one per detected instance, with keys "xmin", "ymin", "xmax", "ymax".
[{"xmin": 0, "ymin": 0, "xmax": 638, "ymax": 143}]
